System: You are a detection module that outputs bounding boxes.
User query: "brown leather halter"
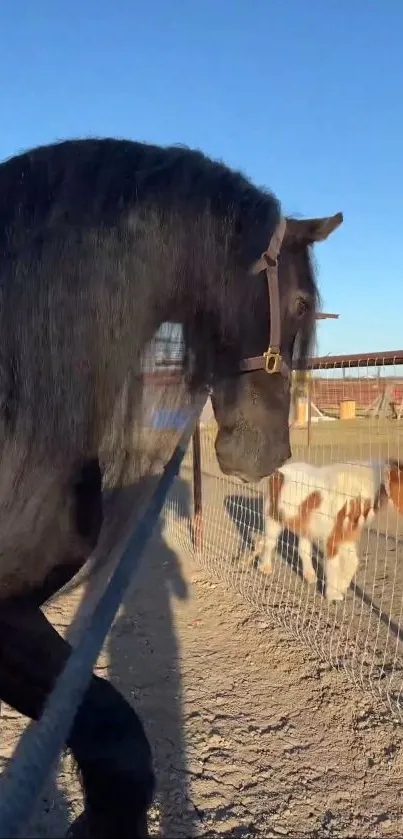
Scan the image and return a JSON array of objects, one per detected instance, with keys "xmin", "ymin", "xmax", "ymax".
[{"xmin": 239, "ymin": 216, "xmax": 290, "ymax": 380}]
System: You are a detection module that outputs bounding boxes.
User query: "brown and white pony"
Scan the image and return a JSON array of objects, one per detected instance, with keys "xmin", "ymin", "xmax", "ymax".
[{"xmin": 256, "ymin": 459, "xmax": 403, "ymax": 601}]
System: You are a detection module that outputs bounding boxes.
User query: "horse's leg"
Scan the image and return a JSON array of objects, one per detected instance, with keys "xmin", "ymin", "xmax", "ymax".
[
  {"xmin": 0, "ymin": 458, "xmax": 154, "ymax": 838},
  {"xmin": 0, "ymin": 601, "xmax": 154, "ymax": 838}
]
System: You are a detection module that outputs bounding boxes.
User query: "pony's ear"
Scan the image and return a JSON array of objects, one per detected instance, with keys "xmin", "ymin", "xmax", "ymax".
[{"xmin": 285, "ymin": 212, "xmax": 343, "ymax": 246}]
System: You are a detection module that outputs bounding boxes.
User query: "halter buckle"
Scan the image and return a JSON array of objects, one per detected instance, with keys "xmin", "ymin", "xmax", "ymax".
[{"xmin": 264, "ymin": 348, "xmax": 282, "ymax": 374}]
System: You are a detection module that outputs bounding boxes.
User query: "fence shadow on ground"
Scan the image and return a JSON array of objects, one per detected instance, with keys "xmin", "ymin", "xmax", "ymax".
[{"xmin": 351, "ymin": 575, "xmax": 403, "ymax": 646}]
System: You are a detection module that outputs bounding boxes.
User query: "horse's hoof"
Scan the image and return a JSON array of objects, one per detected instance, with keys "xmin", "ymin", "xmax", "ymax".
[{"xmin": 303, "ymin": 570, "xmax": 317, "ymax": 585}]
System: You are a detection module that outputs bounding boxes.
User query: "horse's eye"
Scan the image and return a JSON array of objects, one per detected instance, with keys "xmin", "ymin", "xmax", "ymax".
[{"xmin": 296, "ymin": 297, "xmax": 309, "ymax": 318}]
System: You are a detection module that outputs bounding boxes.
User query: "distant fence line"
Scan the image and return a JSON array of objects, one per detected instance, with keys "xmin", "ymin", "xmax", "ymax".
[
  {"xmin": 306, "ymin": 349, "xmax": 403, "ymax": 369},
  {"xmin": 307, "ymin": 353, "xmax": 403, "ymax": 410}
]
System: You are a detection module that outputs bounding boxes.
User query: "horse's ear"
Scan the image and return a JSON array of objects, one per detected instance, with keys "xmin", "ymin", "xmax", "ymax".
[{"xmin": 286, "ymin": 212, "xmax": 343, "ymax": 245}]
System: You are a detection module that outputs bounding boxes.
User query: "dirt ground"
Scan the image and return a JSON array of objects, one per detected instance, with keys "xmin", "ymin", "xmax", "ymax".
[
  {"xmin": 2, "ymin": 416, "xmax": 403, "ymax": 837},
  {"xmin": 1, "ymin": 520, "xmax": 403, "ymax": 838}
]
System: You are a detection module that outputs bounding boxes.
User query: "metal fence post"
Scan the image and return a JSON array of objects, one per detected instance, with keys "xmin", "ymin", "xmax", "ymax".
[
  {"xmin": 192, "ymin": 420, "xmax": 203, "ymax": 552},
  {"xmin": 307, "ymin": 376, "xmax": 312, "ymax": 449}
]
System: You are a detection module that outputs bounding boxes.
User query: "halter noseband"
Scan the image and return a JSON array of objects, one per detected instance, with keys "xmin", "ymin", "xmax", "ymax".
[{"xmin": 239, "ymin": 216, "xmax": 290, "ymax": 380}]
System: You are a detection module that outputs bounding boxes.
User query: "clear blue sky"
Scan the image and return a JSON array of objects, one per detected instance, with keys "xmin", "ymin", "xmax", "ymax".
[{"xmin": 1, "ymin": 0, "xmax": 402, "ymax": 356}]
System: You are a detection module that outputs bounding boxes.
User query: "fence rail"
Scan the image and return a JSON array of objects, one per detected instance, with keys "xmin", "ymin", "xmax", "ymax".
[
  {"xmin": 164, "ymin": 350, "xmax": 403, "ymax": 720},
  {"xmin": 307, "ymin": 349, "xmax": 403, "ymax": 369}
]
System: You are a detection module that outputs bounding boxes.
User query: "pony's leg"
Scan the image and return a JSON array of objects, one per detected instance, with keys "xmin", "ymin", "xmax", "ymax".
[
  {"xmin": 252, "ymin": 531, "xmax": 265, "ymax": 563},
  {"xmin": 0, "ymin": 600, "xmax": 154, "ymax": 839},
  {"xmin": 337, "ymin": 541, "xmax": 359, "ymax": 596},
  {"xmin": 298, "ymin": 535, "xmax": 316, "ymax": 584},
  {"xmin": 325, "ymin": 551, "xmax": 344, "ymax": 602},
  {"xmin": 258, "ymin": 516, "xmax": 282, "ymax": 575}
]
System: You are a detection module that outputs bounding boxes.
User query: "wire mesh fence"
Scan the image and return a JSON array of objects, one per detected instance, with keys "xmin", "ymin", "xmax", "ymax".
[{"xmin": 163, "ymin": 351, "xmax": 403, "ymax": 720}]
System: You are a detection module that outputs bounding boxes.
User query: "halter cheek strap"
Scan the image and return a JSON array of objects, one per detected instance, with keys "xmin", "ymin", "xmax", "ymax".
[{"xmin": 239, "ymin": 216, "xmax": 290, "ymax": 379}]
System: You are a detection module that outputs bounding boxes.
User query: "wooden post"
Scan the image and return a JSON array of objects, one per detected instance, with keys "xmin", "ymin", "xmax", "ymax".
[
  {"xmin": 339, "ymin": 400, "xmax": 356, "ymax": 420},
  {"xmin": 192, "ymin": 420, "xmax": 203, "ymax": 552},
  {"xmin": 307, "ymin": 377, "xmax": 312, "ymax": 449}
]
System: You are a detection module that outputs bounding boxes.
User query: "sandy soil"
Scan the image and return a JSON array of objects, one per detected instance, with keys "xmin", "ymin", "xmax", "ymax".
[
  {"xmin": 1, "ymin": 518, "xmax": 403, "ymax": 838},
  {"xmin": 2, "ymin": 416, "xmax": 403, "ymax": 837}
]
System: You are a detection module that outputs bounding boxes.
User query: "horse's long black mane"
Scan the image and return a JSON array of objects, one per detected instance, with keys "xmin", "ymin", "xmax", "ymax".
[{"xmin": 0, "ymin": 138, "xmax": 284, "ymax": 454}]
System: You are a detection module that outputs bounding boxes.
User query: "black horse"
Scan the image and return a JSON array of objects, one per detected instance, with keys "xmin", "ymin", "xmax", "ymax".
[{"xmin": 0, "ymin": 138, "xmax": 342, "ymax": 836}]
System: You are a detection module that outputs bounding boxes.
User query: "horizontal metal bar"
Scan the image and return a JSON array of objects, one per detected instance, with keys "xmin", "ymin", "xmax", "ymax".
[
  {"xmin": 147, "ymin": 351, "xmax": 403, "ymax": 376},
  {"xmin": 305, "ymin": 350, "xmax": 403, "ymax": 370}
]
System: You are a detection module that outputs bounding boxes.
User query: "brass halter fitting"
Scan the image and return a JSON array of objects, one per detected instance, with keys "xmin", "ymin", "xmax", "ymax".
[{"xmin": 263, "ymin": 348, "xmax": 283, "ymax": 375}]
